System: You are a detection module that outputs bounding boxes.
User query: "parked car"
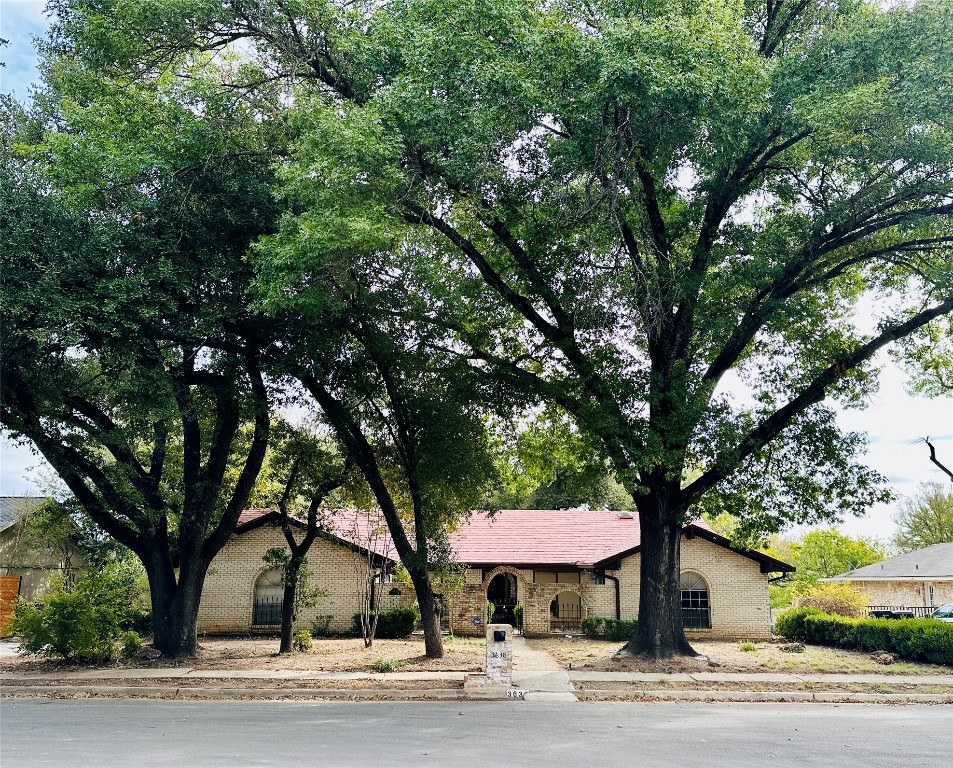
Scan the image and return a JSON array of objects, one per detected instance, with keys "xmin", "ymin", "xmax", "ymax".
[
  {"xmin": 869, "ymin": 609, "xmax": 916, "ymax": 619},
  {"xmin": 931, "ymin": 603, "xmax": 953, "ymax": 623}
]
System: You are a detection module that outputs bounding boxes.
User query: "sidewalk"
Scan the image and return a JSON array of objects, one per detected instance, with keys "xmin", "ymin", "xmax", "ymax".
[{"xmin": 2, "ymin": 639, "xmax": 952, "ymax": 704}]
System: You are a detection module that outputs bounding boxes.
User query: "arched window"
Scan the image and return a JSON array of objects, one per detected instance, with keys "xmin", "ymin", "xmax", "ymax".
[
  {"xmin": 253, "ymin": 569, "xmax": 283, "ymax": 626},
  {"xmin": 680, "ymin": 572, "xmax": 711, "ymax": 629}
]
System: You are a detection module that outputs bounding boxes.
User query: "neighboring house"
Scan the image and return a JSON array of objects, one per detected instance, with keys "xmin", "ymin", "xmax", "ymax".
[
  {"xmin": 201, "ymin": 508, "xmax": 793, "ymax": 640},
  {"xmin": 821, "ymin": 542, "xmax": 953, "ymax": 616},
  {"xmin": 0, "ymin": 496, "xmax": 86, "ymax": 636}
]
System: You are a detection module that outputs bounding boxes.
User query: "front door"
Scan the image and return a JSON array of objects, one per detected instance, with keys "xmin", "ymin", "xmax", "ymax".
[{"xmin": 487, "ymin": 572, "xmax": 519, "ymax": 629}]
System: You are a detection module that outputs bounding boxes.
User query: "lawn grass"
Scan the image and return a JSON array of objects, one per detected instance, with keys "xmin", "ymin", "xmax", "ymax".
[{"xmin": 527, "ymin": 636, "xmax": 953, "ymax": 676}]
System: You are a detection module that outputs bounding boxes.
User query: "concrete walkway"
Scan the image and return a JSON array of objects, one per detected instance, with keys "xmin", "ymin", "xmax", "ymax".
[{"xmin": 510, "ymin": 636, "xmax": 577, "ymax": 701}]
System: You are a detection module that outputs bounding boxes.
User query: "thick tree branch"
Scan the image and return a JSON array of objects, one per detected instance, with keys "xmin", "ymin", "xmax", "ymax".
[
  {"xmin": 685, "ymin": 296, "xmax": 953, "ymax": 505},
  {"xmin": 402, "ymin": 200, "xmax": 559, "ymax": 339},
  {"xmin": 760, "ymin": 0, "xmax": 812, "ymax": 57},
  {"xmin": 202, "ymin": 360, "xmax": 271, "ymax": 563},
  {"xmin": 925, "ymin": 438, "xmax": 953, "ymax": 483},
  {"xmin": 297, "ymin": 371, "xmax": 416, "ymax": 560}
]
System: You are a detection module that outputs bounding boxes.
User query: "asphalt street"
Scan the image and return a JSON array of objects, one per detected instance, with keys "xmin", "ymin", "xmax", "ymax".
[{"xmin": 1, "ymin": 699, "xmax": 947, "ymax": 768}]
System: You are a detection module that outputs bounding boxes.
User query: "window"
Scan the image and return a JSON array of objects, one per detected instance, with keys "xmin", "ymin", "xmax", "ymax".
[
  {"xmin": 680, "ymin": 571, "xmax": 711, "ymax": 629},
  {"xmin": 253, "ymin": 569, "xmax": 283, "ymax": 626},
  {"xmin": 533, "ymin": 570, "xmax": 581, "ymax": 584},
  {"xmin": 591, "ymin": 572, "xmax": 606, "ymax": 586}
]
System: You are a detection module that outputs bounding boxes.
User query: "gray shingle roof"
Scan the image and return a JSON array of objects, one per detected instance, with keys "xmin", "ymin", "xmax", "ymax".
[
  {"xmin": 0, "ymin": 497, "xmax": 50, "ymax": 533},
  {"xmin": 824, "ymin": 542, "xmax": 953, "ymax": 581}
]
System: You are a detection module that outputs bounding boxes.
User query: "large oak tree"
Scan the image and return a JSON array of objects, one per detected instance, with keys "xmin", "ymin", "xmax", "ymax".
[
  {"xmin": 43, "ymin": 0, "xmax": 953, "ymax": 657},
  {"xmin": 0, "ymin": 70, "xmax": 279, "ymax": 656}
]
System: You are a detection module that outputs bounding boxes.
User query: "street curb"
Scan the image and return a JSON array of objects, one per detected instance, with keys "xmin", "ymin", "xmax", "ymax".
[
  {"xmin": 575, "ymin": 689, "xmax": 953, "ymax": 704},
  {"xmin": 2, "ymin": 684, "xmax": 952, "ymax": 704},
  {"xmin": 0, "ymin": 685, "xmax": 509, "ymax": 701}
]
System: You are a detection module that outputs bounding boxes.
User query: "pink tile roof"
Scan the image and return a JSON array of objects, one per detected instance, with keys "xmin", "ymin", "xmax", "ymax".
[
  {"xmin": 237, "ymin": 508, "xmax": 396, "ymax": 560},
  {"xmin": 235, "ymin": 508, "xmax": 759, "ymax": 571},
  {"xmin": 449, "ymin": 509, "xmax": 651, "ymax": 567}
]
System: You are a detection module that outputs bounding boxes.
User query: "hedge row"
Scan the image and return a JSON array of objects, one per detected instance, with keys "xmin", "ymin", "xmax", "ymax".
[
  {"xmin": 776, "ymin": 607, "xmax": 953, "ymax": 665},
  {"xmin": 351, "ymin": 606, "xmax": 420, "ymax": 639},
  {"xmin": 581, "ymin": 616, "xmax": 637, "ymax": 642}
]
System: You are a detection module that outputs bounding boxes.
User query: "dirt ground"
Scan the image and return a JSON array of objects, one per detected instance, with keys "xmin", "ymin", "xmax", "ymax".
[
  {"xmin": 571, "ymin": 680, "xmax": 953, "ymax": 694},
  {"xmin": 528, "ymin": 637, "xmax": 953, "ymax": 676},
  {"xmin": 0, "ymin": 635, "xmax": 485, "ymax": 675}
]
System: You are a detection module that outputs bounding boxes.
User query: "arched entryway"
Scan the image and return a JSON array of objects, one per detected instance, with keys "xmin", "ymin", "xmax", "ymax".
[
  {"xmin": 550, "ymin": 590, "xmax": 582, "ymax": 633},
  {"xmin": 486, "ymin": 571, "xmax": 519, "ymax": 629}
]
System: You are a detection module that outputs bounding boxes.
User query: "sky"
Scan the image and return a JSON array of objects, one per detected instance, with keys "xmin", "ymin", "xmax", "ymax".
[{"xmin": 1, "ymin": 2, "xmax": 951, "ymax": 543}]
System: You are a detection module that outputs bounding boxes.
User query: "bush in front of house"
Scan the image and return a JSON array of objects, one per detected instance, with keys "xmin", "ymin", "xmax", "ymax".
[
  {"xmin": 120, "ymin": 631, "xmax": 143, "ymax": 658},
  {"xmin": 12, "ymin": 568, "xmax": 130, "ymax": 662},
  {"xmin": 775, "ymin": 607, "xmax": 953, "ymax": 665},
  {"xmin": 120, "ymin": 607, "xmax": 153, "ymax": 636},
  {"xmin": 351, "ymin": 606, "xmax": 420, "ymax": 639},
  {"xmin": 795, "ymin": 583, "xmax": 868, "ymax": 618},
  {"xmin": 581, "ymin": 616, "xmax": 637, "ymax": 642},
  {"xmin": 292, "ymin": 629, "xmax": 313, "ymax": 652}
]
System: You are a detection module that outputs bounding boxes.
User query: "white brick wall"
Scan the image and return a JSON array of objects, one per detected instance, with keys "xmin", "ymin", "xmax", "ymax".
[
  {"xmin": 845, "ymin": 579, "xmax": 953, "ymax": 609},
  {"xmin": 198, "ymin": 526, "xmax": 413, "ymax": 634}
]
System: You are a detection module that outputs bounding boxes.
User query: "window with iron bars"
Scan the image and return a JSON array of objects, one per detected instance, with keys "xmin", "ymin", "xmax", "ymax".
[{"xmin": 680, "ymin": 571, "xmax": 711, "ymax": 629}]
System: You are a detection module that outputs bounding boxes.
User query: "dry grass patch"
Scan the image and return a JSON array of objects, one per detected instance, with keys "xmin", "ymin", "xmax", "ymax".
[
  {"xmin": 0, "ymin": 635, "xmax": 485, "ymax": 675},
  {"xmin": 572, "ymin": 680, "xmax": 953, "ymax": 694},
  {"xmin": 527, "ymin": 637, "xmax": 953, "ymax": 676}
]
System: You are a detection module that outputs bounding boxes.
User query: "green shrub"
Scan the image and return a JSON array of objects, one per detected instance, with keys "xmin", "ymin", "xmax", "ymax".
[
  {"xmin": 351, "ymin": 606, "xmax": 420, "ymax": 639},
  {"xmin": 796, "ymin": 583, "xmax": 868, "ymax": 617},
  {"xmin": 12, "ymin": 593, "xmax": 115, "ymax": 662},
  {"xmin": 12, "ymin": 568, "xmax": 130, "ymax": 662},
  {"xmin": 120, "ymin": 631, "xmax": 143, "ymax": 658},
  {"xmin": 581, "ymin": 616, "xmax": 604, "ymax": 637},
  {"xmin": 775, "ymin": 607, "xmax": 953, "ymax": 664},
  {"xmin": 581, "ymin": 616, "xmax": 637, "ymax": 642},
  {"xmin": 372, "ymin": 658, "xmax": 406, "ymax": 672},
  {"xmin": 311, "ymin": 615, "xmax": 333, "ymax": 637},
  {"xmin": 887, "ymin": 620, "xmax": 953, "ymax": 665},
  {"xmin": 292, "ymin": 629, "xmax": 313, "ymax": 652},
  {"xmin": 120, "ymin": 607, "xmax": 153, "ymax": 636},
  {"xmin": 851, "ymin": 618, "xmax": 894, "ymax": 652},
  {"xmin": 739, "ymin": 641, "xmax": 757, "ymax": 652},
  {"xmin": 774, "ymin": 606, "xmax": 821, "ymax": 639}
]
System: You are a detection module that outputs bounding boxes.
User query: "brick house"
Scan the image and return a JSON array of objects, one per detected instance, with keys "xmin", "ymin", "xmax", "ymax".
[
  {"xmin": 821, "ymin": 542, "xmax": 953, "ymax": 617},
  {"xmin": 446, "ymin": 509, "xmax": 793, "ymax": 640},
  {"xmin": 197, "ymin": 509, "xmax": 411, "ymax": 635},
  {"xmin": 200, "ymin": 508, "xmax": 793, "ymax": 640}
]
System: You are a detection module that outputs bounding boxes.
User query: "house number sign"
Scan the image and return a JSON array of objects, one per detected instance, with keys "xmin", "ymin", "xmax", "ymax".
[{"xmin": 485, "ymin": 623, "xmax": 514, "ymax": 686}]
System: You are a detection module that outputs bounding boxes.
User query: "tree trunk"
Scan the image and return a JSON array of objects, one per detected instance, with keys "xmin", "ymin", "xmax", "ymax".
[
  {"xmin": 148, "ymin": 574, "xmax": 202, "ymax": 658},
  {"xmin": 278, "ymin": 558, "xmax": 302, "ymax": 654},
  {"xmin": 408, "ymin": 567, "xmax": 443, "ymax": 658},
  {"xmin": 626, "ymin": 494, "xmax": 696, "ymax": 659}
]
